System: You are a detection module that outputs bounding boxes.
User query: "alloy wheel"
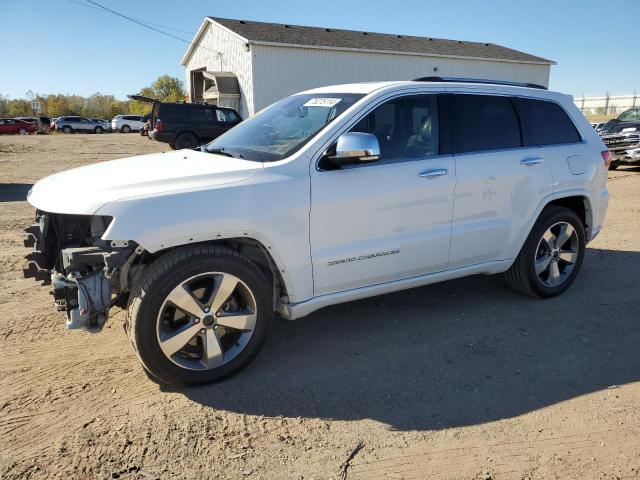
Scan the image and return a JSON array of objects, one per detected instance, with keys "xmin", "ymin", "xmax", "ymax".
[
  {"xmin": 156, "ymin": 272, "xmax": 257, "ymax": 371},
  {"xmin": 534, "ymin": 221, "xmax": 579, "ymax": 288}
]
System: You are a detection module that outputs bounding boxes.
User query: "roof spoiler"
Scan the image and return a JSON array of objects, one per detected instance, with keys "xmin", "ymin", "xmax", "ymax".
[{"xmin": 413, "ymin": 76, "xmax": 547, "ymax": 90}]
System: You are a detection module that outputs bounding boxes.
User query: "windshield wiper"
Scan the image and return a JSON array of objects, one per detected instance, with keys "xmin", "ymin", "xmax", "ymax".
[{"xmin": 206, "ymin": 147, "xmax": 243, "ymax": 159}]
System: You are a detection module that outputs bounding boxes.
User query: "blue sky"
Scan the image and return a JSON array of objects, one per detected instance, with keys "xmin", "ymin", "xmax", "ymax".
[{"xmin": 1, "ymin": 0, "xmax": 638, "ymax": 99}]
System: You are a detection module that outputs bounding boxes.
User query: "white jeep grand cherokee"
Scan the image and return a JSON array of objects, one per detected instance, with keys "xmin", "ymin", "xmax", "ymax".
[{"xmin": 24, "ymin": 79, "xmax": 610, "ymax": 386}]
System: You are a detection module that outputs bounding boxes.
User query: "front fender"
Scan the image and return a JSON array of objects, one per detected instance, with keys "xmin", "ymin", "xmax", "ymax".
[{"xmin": 96, "ymin": 175, "xmax": 312, "ymax": 303}]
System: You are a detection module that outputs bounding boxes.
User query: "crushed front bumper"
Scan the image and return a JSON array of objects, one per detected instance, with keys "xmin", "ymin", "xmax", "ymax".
[{"xmin": 23, "ymin": 211, "xmax": 135, "ymax": 331}]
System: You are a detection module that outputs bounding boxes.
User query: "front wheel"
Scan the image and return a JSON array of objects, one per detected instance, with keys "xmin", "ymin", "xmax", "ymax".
[
  {"xmin": 121, "ymin": 125, "xmax": 131, "ymax": 133},
  {"xmin": 94, "ymin": 126, "xmax": 103, "ymax": 134},
  {"xmin": 609, "ymin": 161, "xmax": 620, "ymax": 171},
  {"xmin": 505, "ymin": 206, "xmax": 585, "ymax": 298},
  {"xmin": 18, "ymin": 128, "xmax": 27, "ymax": 135},
  {"xmin": 127, "ymin": 245, "xmax": 273, "ymax": 386},
  {"xmin": 62, "ymin": 126, "xmax": 72, "ymax": 134}
]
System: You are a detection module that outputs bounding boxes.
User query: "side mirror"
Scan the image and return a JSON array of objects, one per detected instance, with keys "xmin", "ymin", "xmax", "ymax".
[{"xmin": 329, "ymin": 132, "xmax": 381, "ymax": 167}]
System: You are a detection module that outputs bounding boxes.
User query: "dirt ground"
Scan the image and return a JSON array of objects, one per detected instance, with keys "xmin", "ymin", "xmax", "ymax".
[{"xmin": 1, "ymin": 133, "xmax": 640, "ymax": 480}]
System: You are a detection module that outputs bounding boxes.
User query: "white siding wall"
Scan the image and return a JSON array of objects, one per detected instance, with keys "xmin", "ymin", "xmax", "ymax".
[
  {"xmin": 251, "ymin": 45, "xmax": 550, "ymax": 113},
  {"xmin": 183, "ymin": 23, "xmax": 254, "ymax": 118}
]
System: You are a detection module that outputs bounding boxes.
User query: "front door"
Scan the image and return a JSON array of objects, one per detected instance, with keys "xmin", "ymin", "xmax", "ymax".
[{"xmin": 310, "ymin": 94, "xmax": 456, "ymax": 297}]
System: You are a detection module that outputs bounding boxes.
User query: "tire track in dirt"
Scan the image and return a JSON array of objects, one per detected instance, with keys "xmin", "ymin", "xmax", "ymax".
[{"xmin": 349, "ymin": 426, "xmax": 640, "ymax": 479}]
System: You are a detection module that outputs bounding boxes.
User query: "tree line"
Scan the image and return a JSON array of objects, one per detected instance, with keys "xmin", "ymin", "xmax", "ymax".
[{"xmin": 0, "ymin": 75, "xmax": 185, "ymax": 119}]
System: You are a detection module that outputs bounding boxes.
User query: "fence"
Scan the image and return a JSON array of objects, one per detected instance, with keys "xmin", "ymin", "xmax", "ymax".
[{"xmin": 573, "ymin": 93, "xmax": 639, "ymax": 117}]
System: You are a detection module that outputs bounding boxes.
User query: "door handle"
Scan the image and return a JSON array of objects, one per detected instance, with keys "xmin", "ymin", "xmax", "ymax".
[
  {"xmin": 419, "ymin": 168, "xmax": 448, "ymax": 178},
  {"xmin": 520, "ymin": 157, "xmax": 544, "ymax": 166}
]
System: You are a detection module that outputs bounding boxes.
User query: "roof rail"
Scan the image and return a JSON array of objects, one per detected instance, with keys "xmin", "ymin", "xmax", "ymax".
[{"xmin": 413, "ymin": 76, "xmax": 547, "ymax": 90}]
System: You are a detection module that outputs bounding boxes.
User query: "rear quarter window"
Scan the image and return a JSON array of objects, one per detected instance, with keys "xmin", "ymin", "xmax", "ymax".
[
  {"xmin": 447, "ymin": 94, "xmax": 521, "ymax": 154},
  {"xmin": 514, "ymin": 98, "xmax": 581, "ymax": 146}
]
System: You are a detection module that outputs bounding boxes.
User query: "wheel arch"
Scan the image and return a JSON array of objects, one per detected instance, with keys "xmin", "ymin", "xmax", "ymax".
[
  {"xmin": 544, "ymin": 195, "xmax": 592, "ymax": 239},
  {"xmin": 507, "ymin": 190, "xmax": 594, "ymax": 264},
  {"xmin": 137, "ymin": 236, "xmax": 292, "ymax": 312}
]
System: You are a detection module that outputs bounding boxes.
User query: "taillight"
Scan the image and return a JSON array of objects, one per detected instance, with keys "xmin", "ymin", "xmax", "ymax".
[
  {"xmin": 156, "ymin": 118, "xmax": 163, "ymax": 132},
  {"xmin": 601, "ymin": 150, "xmax": 612, "ymax": 168}
]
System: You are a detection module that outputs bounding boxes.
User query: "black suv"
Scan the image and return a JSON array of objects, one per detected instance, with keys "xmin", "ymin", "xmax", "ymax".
[{"xmin": 128, "ymin": 95, "xmax": 242, "ymax": 149}]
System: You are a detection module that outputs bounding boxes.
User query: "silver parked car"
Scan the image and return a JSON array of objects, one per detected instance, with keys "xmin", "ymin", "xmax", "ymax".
[{"xmin": 57, "ymin": 116, "xmax": 109, "ymax": 134}]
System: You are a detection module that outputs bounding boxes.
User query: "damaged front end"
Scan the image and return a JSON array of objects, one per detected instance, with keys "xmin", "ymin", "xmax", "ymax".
[{"xmin": 23, "ymin": 212, "xmax": 140, "ymax": 331}]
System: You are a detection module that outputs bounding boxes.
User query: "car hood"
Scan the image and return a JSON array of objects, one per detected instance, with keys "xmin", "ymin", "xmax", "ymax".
[{"xmin": 28, "ymin": 149, "xmax": 264, "ymax": 214}]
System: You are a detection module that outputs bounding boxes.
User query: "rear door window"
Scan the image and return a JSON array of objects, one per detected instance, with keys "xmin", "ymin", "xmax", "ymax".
[
  {"xmin": 193, "ymin": 106, "xmax": 214, "ymax": 122},
  {"xmin": 159, "ymin": 105, "xmax": 188, "ymax": 122},
  {"xmin": 447, "ymin": 94, "xmax": 521, "ymax": 153},
  {"xmin": 513, "ymin": 98, "xmax": 581, "ymax": 146}
]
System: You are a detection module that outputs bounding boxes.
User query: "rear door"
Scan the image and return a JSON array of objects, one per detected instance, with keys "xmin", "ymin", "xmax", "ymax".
[
  {"xmin": 444, "ymin": 93, "xmax": 554, "ymax": 268},
  {"xmin": 78, "ymin": 118, "xmax": 92, "ymax": 131}
]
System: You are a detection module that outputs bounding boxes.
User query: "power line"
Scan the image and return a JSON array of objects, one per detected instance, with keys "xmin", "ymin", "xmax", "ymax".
[
  {"xmin": 82, "ymin": 0, "xmax": 196, "ymax": 45},
  {"xmin": 66, "ymin": 0, "xmax": 196, "ymax": 35},
  {"xmin": 70, "ymin": 0, "xmax": 221, "ymax": 56}
]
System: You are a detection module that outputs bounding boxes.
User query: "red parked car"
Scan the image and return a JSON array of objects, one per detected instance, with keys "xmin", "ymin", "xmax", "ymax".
[{"xmin": 0, "ymin": 118, "xmax": 37, "ymax": 135}]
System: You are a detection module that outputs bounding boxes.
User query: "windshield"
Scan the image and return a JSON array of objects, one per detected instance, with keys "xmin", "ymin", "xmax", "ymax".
[
  {"xmin": 618, "ymin": 108, "xmax": 640, "ymax": 121},
  {"xmin": 205, "ymin": 93, "xmax": 364, "ymax": 161}
]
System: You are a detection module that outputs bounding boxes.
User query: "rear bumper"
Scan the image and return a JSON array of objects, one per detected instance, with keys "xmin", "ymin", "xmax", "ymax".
[
  {"xmin": 617, "ymin": 148, "xmax": 640, "ymax": 164},
  {"xmin": 589, "ymin": 186, "xmax": 609, "ymax": 243}
]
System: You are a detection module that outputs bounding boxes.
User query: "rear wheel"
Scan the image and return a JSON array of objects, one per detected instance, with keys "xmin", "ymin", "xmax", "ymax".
[
  {"xmin": 18, "ymin": 128, "xmax": 27, "ymax": 135},
  {"xmin": 127, "ymin": 245, "xmax": 273, "ymax": 386},
  {"xmin": 94, "ymin": 126, "xmax": 103, "ymax": 134},
  {"xmin": 121, "ymin": 125, "xmax": 131, "ymax": 133},
  {"xmin": 505, "ymin": 206, "xmax": 585, "ymax": 298},
  {"xmin": 174, "ymin": 132, "xmax": 198, "ymax": 150},
  {"xmin": 62, "ymin": 126, "xmax": 72, "ymax": 134}
]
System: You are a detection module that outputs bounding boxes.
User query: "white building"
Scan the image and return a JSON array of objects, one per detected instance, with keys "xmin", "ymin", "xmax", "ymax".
[{"xmin": 181, "ymin": 17, "xmax": 555, "ymax": 118}]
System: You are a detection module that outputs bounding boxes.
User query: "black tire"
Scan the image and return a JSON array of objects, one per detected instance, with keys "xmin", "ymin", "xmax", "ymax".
[
  {"xmin": 505, "ymin": 206, "xmax": 585, "ymax": 298},
  {"xmin": 609, "ymin": 161, "xmax": 619, "ymax": 171},
  {"xmin": 62, "ymin": 126, "xmax": 72, "ymax": 134},
  {"xmin": 127, "ymin": 245, "xmax": 273, "ymax": 386},
  {"xmin": 18, "ymin": 128, "xmax": 27, "ymax": 135},
  {"xmin": 121, "ymin": 125, "xmax": 131, "ymax": 133},
  {"xmin": 174, "ymin": 132, "xmax": 198, "ymax": 150},
  {"xmin": 94, "ymin": 126, "xmax": 103, "ymax": 134}
]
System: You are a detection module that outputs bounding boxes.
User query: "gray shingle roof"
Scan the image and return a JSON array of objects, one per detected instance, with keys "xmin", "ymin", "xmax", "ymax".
[{"xmin": 209, "ymin": 17, "xmax": 553, "ymax": 64}]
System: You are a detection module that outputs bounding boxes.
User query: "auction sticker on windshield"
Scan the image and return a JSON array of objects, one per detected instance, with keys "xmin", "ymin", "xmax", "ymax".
[{"xmin": 303, "ymin": 98, "xmax": 342, "ymax": 107}]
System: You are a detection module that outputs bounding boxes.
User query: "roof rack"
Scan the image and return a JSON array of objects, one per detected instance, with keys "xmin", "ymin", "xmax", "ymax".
[{"xmin": 413, "ymin": 76, "xmax": 547, "ymax": 90}]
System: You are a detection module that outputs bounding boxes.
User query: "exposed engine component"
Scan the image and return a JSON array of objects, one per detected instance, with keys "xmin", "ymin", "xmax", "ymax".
[
  {"xmin": 52, "ymin": 271, "xmax": 111, "ymax": 329},
  {"xmin": 23, "ymin": 211, "xmax": 139, "ymax": 331}
]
